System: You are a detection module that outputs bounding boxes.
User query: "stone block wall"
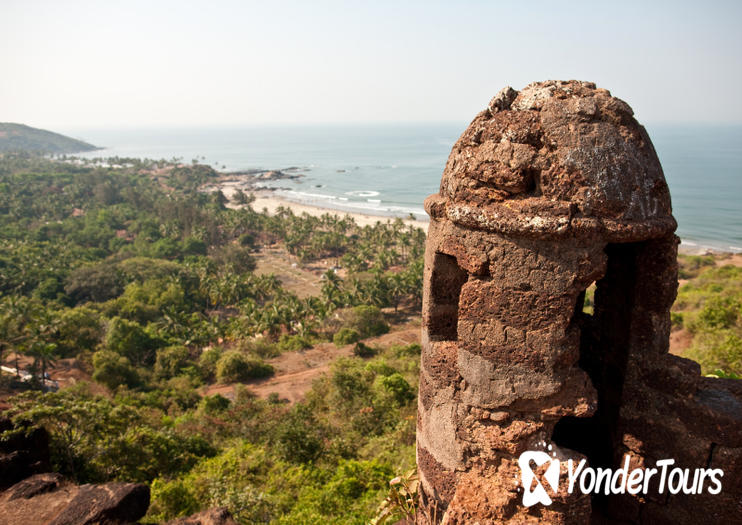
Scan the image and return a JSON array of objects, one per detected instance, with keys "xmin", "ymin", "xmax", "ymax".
[{"xmin": 417, "ymin": 81, "xmax": 742, "ymax": 524}]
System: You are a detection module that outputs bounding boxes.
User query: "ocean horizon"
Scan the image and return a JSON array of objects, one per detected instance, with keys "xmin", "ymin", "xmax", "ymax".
[{"xmin": 63, "ymin": 123, "xmax": 742, "ymax": 254}]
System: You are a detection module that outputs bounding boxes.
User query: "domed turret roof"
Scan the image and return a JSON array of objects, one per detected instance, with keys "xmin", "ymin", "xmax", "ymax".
[{"xmin": 425, "ymin": 80, "xmax": 676, "ymax": 241}]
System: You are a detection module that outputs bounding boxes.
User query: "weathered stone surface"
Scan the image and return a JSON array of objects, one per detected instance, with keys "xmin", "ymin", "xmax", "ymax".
[
  {"xmin": 0, "ymin": 421, "xmax": 158, "ymax": 525},
  {"xmin": 5, "ymin": 472, "xmax": 63, "ymax": 500},
  {"xmin": 417, "ymin": 81, "xmax": 742, "ymax": 524},
  {"xmin": 0, "ymin": 475, "xmax": 149, "ymax": 525},
  {"xmin": 427, "ymin": 80, "xmax": 677, "ymax": 240},
  {"xmin": 48, "ymin": 482, "xmax": 150, "ymax": 525},
  {"xmin": 0, "ymin": 477, "xmax": 76, "ymax": 525}
]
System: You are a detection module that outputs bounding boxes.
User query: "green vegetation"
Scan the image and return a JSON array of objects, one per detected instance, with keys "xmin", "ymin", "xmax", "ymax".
[
  {"xmin": 331, "ymin": 306, "xmax": 389, "ymax": 347},
  {"xmin": 4, "ymin": 341, "xmax": 420, "ymax": 523},
  {"xmin": 0, "ymin": 153, "xmax": 423, "ymax": 381},
  {"xmin": 0, "ymin": 123, "xmax": 98, "ymax": 153},
  {"xmin": 673, "ymin": 257, "xmax": 742, "ymax": 376},
  {"xmin": 334, "ymin": 328, "xmax": 360, "ymax": 346},
  {"xmin": 576, "ymin": 255, "xmax": 741, "ymax": 378},
  {"xmin": 2, "ymin": 153, "xmax": 737, "ymax": 523},
  {"xmin": 215, "ymin": 351, "xmax": 274, "ymax": 383},
  {"xmin": 0, "ymin": 153, "xmax": 424, "ymax": 523},
  {"xmin": 677, "ymin": 254, "xmax": 716, "ymax": 280}
]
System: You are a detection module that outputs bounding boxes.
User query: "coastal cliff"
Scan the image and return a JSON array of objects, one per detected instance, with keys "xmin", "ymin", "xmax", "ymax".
[{"xmin": 0, "ymin": 123, "xmax": 98, "ymax": 154}]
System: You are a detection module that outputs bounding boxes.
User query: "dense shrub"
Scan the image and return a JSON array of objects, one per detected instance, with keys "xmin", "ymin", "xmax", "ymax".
[
  {"xmin": 686, "ymin": 330, "xmax": 742, "ymax": 376},
  {"xmin": 672, "ymin": 265, "xmax": 742, "ymax": 376},
  {"xmin": 275, "ymin": 460, "xmax": 392, "ymax": 523},
  {"xmin": 148, "ymin": 479, "xmax": 200, "ymax": 522},
  {"xmin": 278, "ymin": 334, "xmax": 312, "ymax": 352},
  {"xmin": 198, "ymin": 347, "xmax": 223, "ymax": 381},
  {"xmin": 97, "ymin": 426, "xmax": 215, "ymax": 482},
  {"xmin": 390, "ymin": 343, "xmax": 421, "ymax": 357},
  {"xmin": 105, "ymin": 316, "xmax": 163, "ymax": 366},
  {"xmin": 55, "ymin": 305, "xmax": 104, "ymax": 356},
  {"xmin": 215, "ymin": 351, "xmax": 274, "ymax": 383},
  {"xmin": 238, "ymin": 232, "xmax": 256, "ymax": 248},
  {"xmin": 696, "ymin": 296, "xmax": 739, "ymax": 330},
  {"xmin": 65, "ymin": 262, "xmax": 124, "ymax": 303},
  {"xmin": 334, "ymin": 327, "xmax": 360, "ymax": 346},
  {"xmin": 678, "ymin": 254, "xmax": 715, "ymax": 279},
  {"xmin": 199, "ymin": 394, "xmax": 231, "ymax": 414},
  {"xmin": 374, "ymin": 373, "xmax": 415, "ymax": 406},
  {"xmin": 239, "ymin": 338, "xmax": 281, "ymax": 359},
  {"xmin": 154, "ymin": 346, "xmax": 191, "ymax": 380},
  {"xmin": 210, "ymin": 244, "xmax": 256, "ymax": 273},
  {"xmin": 181, "ymin": 237, "xmax": 207, "ymax": 256},
  {"xmin": 353, "ymin": 342, "xmax": 377, "ymax": 358},
  {"xmin": 274, "ymin": 417, "xmax": 323, "ymax": 464},
  {"xmin": 348, "ymin": 305, "xmax": 389, "ymax": 338},
  {"xmin": 92, "ymin": 350, "xmax": 140, "ymax": 390}
]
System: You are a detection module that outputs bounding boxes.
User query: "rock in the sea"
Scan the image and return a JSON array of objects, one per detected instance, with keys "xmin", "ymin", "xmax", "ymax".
[{"xmin": 417, "ymin": 80, "xmax": 742, "ymax": 524}]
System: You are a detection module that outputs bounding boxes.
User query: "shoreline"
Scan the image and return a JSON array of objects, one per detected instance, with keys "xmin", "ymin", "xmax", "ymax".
[
  {"xmin": 250, "ymin": 192, "xmax": 430, "ymax": 230},
  {"xmin": 214, "ymin": 180, "xmax": 738, "ymax": 256},
  {"xmin": 221, "ymin": 186, "xmax": 430, "ymax": 230}
]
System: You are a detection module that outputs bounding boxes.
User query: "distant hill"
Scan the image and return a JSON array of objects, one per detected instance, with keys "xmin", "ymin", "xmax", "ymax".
[{"xmin": 0, "ymin": 123, "xmax": 98, "ymax": 154}]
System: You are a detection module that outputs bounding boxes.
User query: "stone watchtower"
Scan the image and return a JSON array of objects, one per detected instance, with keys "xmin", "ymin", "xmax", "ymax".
[{"xmin": 417, "ymin": 81, "xmax": 742, "ymax": 523}]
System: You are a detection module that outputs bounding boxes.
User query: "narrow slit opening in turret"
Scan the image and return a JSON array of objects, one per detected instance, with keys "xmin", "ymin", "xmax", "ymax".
[
  {"xmin": 552, "ymin": 242, "xmax": 641, "ymax": 514},
  {"xmin": 427, "ymin": 253, "xmax": 468, "ymax": 341}
]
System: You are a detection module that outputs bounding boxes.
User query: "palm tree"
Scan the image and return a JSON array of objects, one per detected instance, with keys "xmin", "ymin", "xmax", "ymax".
[
  {"xmin": 388, "ymin": 273, "xmax": 407, "ymax": 313},
  {"xmin": 0, "ymin": 296, "xmax": 39, "ymax": 377},
  {"xmin": 0, "ymin": 299, "xmax": 19, "ymax": 370},
  {"xmin": 346, "ymin": 278, "xmax": 365, "ymax": 306},
  {"xmin": 28, "ymin": 341, "xmax": 58, "ymax": 386},
  {"xmin": 213, "ymin": 190, "xmax": 229, "ymax": 209},
  {"xmin": 321, "ymin": 270, "xmax": 344, "ymax": 307}
]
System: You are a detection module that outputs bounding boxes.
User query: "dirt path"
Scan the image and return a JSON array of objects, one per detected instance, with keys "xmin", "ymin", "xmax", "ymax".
[{"xmin": 203, "ymin": 325, "xmax": 421, "ymax": 403}]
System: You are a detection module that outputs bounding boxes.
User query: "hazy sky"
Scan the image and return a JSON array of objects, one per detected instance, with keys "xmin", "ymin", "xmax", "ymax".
[{"xmin": 2, "ymin": 0, "xmax": 741, "ymax": 128}]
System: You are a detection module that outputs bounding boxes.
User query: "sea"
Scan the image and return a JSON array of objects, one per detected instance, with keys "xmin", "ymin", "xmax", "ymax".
[{"xmin": 64, "ymin": 124, "xmax": 742, "ymax": 254}]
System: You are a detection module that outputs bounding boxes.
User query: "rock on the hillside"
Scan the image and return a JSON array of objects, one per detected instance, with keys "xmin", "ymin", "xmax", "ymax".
[
  {"xmin": 0, "ymin": 419, "xmax": 149, "ymax": 524},
  {"xmin": 5, "ymin": 472, "xmax": 63, "ymax": 500},
  {"xmin": 0, "ymin": 475, "xmax": 150, "ymax": 525},
  {"xmin": 48, "ymin": 482, "xmax": 150, "ymax": 525}
]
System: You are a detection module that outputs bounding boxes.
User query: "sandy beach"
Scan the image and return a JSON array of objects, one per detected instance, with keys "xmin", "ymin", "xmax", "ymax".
[
  {"xmin": 250, "ymin": 193, "xmax": 429, "ymax": 230},
  {"xmin": 217, "ymin": 180, "xmax": 429, "ymax": 231}
]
